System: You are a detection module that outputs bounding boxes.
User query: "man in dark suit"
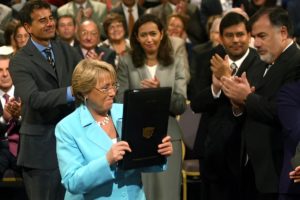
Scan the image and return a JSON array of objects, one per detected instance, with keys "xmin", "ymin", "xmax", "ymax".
[
  {"xmin": 110, "ymin": 0, "xmax": 145, "ymax": 37},
  {"xmin": 276, "ymin": 80, "xmax": 300, "ymax": 199},
  {"xmin": 9, "ymin": 1, "xmax": 81, "ymax": 199},
  {"xmin": 221, "ymin": 7, "xmax": 300, "ymax": 200},
  {"xmin": 0, "ymin": 47, "xmax": 21, "ymax": 178},
  {"xmin": 74, "ymin": 19, "xmax": 116, "ymax": 66},
  {"xmin": 56, "ymin": 14, "xmax": 79, "ymax": 47},
  {"xmin": 190, "ymin": 12, "xmax": 265, "ymax": 200}
]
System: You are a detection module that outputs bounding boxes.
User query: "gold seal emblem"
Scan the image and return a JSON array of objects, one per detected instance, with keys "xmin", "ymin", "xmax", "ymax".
[{"xmin": 143, "ymin": 127, "xmax": 155, "ymax": 139}]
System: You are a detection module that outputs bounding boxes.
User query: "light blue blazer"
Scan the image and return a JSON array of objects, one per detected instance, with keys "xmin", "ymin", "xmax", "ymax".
[{"xmin": 55, "ymin": 103, "xmax": 165, "ymax": 200}]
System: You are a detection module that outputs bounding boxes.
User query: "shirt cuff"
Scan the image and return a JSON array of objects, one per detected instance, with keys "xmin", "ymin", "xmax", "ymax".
[
  {"xmin": 211, "ymin": 84, "xmax": 221, "ymax": 99},
  {"xmin": 0, "ymin": 116, "xmax": 7, "ymax": 124},
  {"xmin": 232, "ymin": 107, "xmax": 243, "ymax": 117},
  {"xmin": 67, "ymin": 87, "xmax": 75, "ymax": 103}
]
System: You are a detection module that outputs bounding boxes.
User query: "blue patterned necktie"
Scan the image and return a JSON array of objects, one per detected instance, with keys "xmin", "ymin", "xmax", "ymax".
[{"xmin": 43, "ymin": 48, "xmax": 55, "ymax": 71}]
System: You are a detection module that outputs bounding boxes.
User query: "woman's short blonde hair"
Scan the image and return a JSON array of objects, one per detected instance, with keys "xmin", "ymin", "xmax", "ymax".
[{"xmin": 72, "ymin": 59, "xmax": 116, "ymax": 105}]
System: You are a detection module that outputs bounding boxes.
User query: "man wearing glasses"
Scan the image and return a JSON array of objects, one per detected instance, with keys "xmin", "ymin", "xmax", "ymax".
[{"xmin": 74, "ymin": 19, "xmax": 116, "ymax": 67}]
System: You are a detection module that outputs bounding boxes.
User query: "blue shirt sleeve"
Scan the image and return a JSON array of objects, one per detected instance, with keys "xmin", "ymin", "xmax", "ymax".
[{"xmin": 67, "ymin": 86, "xmax": 75, "ymax": 103}]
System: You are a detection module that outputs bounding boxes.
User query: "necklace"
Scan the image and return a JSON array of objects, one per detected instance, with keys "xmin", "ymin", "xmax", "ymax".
[{"xmin": 96, "ymin": 114, "xmax": 110, "ymax": 126}]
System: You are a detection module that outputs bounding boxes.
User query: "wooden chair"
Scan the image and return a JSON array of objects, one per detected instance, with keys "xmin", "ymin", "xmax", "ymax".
[{"xmin": 178, "ymin": 102, "xmax": 201, "ymax": 200}]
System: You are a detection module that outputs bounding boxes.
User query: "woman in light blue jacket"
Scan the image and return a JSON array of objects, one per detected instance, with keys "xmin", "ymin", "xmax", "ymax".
[{"xmin": 55, "ymin": 59, "xmax": 173, "ymax": 200}]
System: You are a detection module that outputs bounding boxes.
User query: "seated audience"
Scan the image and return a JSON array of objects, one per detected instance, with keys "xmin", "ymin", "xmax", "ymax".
[
  {"xmin": 0, "ymin": 46, "xmax": 21, "ymax": 178},
  {"xmin": 146, "ymin": 0, "xmax": 208, "ymax": 45},
  {"xmin": 100, "ymin": 13, "xmax": 130, "ymax": 67},
  {"xmin": 167, "ymin": 13, "xmax": 188, "ymax": 41},
  {"xmin": 13, "ymin": 23, "xmax": 29, "ymax": 51},
  {"xmin": 74, "ymin": 19, "xmax": 116, "ymax": 66},
  {"xmin": 55, "ymin": 58, "xmax": 173, "ymax": 199},
  {"xmin": 0, "ymin": 3, "xmax": 12, "ymax": 31},
  {"xmin": 166, "ymin": 13, "xmax": 191, "ymax": 83},
  {"xmin": 110, "ymin": 0, "xmax": 146, "ymax": 37},
  {"xmin": 241, "ymin": 0, "xmax": 277, "ymax": 17},
  {"xmin": 56, "ymin": 15, "xmax": 78, "ymax": 47},
  {"xmin": 57, "ymin": 0, "xmax": 107, "ymax": 38},
  {"xmin": 3, "ymin": 20, "xmax": 18, "ymax": 52}
]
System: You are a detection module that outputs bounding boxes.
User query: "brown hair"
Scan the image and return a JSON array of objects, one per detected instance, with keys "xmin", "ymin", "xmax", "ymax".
[
  {"xmin": 130, "ymin": 14, "xmax": 173, "ymax": 68},
  {"xmin": 103, "ymin": 13, "xmax": 126, "ymax": 37}
]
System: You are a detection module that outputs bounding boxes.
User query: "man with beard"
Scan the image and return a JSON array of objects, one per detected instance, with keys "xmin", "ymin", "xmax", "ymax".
[
  {"xmin": 9, "ymin": 1, "xmax": 80, "ymax": 199},
  {"xmin": 221, "ymin": 7, "xmax": 300, "ymax": 200}
]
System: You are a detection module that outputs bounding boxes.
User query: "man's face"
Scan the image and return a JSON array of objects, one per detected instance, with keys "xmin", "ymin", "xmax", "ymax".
[
  {"xmin": 24, "ymin": 8, "xmax": 55, "ymax": 46},
  {"xmin": 57, "ymin": 17, "xmax": 76, "ymax": 42},
  {"xmin": 251, "ymin": 14, "xmax": 284, "ymax": 64},
  {"xmin": 220, "ymin": 22, "xmax": 251, "ymax": 60},
  {"xmin": 0, "ymin": 59, "xmax": 13, "ymax": 92},
  {"xmin": 78, "ymin": 21, "xmax": 99, "ymax": 50}
]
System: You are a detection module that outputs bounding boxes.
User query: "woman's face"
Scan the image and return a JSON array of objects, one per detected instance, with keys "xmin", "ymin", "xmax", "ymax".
[
  {"xmin": 167, "ymin": 17, "xmax": 184, "ymax": 38},
  {"xmin": 108, "ymin": 21, "xmax": 125, "ymax": 42},
  {"xmin": 15, "ymin": 26, "xmax": 29, "ymax": 49},
  {"xmin": 86, "ymin": 73, "xmax": 116, "ymax": 115},
  {"xmin": 136, "ymin": 22, "xmax": 163, "ymax": 55}
]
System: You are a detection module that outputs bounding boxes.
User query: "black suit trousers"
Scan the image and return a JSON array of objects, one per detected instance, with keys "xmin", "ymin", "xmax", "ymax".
[{"xmin": 22, "ymin": 167, "xmax": 65, "ymax": 200}]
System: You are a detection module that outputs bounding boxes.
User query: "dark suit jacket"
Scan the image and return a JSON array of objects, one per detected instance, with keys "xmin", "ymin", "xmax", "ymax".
[
  {"xmin": 9, "ymin": 39, "xmax": 80, "ymax": 169},
  {"xmin": 277, "ymin": 80, "xmax": 300, "ymax": 194},
  {"xmin": 190, "ymin": 46, "xmax": 265, "ymax": 182},
  {"xmin": 110, "ymin": 4, "xmax": 145, "ymax": 37},
  {"xmin": 243, "ymin": 43, "xmax": 300, "ymax": 193},
  {"xmin": 73, "ymin": 45, "xmax": 116, "ymax": 67}
]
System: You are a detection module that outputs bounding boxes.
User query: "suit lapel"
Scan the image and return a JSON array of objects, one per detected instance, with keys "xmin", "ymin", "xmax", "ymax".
[
  {"xmin": 137, "ymin": 65, "xmax": 151, "ymax": 81},
  {"xmin": 79, "ymin": 105, "xmax": 112, "ymax": 151},
  {"xmin": 155, "ymin": 64, "xmax": 169, "ymax": 86},
  {"xmin": 256, "ymin": 43, "xmax": 298, "ymax": 90},
  {"xmin": 236, "ymin": 49, "xmax": 254, "ymax": 77},
  {"xmin": 25, "ymin": 40, "xmax": 57, "ymax": 80},
  {"xmin": 52, "ymin": 42, "xmax": 63, "ymax": 86}
]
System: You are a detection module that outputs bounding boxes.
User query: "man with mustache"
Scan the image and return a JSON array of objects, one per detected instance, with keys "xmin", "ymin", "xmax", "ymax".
[{"xmin": 9, "ymin": 1, "xmax": 80, "ymax": 199}]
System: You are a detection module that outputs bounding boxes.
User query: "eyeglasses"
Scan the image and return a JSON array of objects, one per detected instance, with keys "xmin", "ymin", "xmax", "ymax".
[
  {"xmin": 80, "ymin": 30, "xmax": 98, "ymax": 37},
  {"xmin": 168, "ymin": 23, "xmax": 184, "ymax": 30},
  {"xmin": 108, "ymin": 23, "xmax": 124, "ymax": 31},
  {"xmin": 94, "ymin": 82, "xmax": 119, "ymax": 94}
]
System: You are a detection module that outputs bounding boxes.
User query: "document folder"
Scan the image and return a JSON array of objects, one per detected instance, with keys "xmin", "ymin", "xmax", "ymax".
[{"xmin": 118, "ymin": 87, "xmax": 172, "ymax": 170}]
